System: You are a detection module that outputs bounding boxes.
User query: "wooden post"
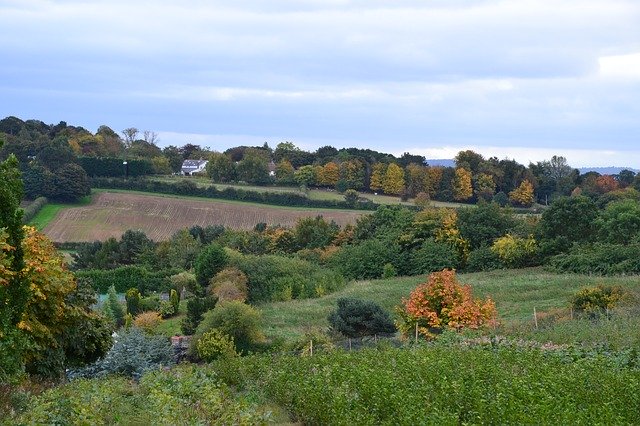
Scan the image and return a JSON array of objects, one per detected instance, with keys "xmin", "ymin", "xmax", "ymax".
[
  {"xmin": 533, "ymin": 307, "xmax": 538, "ymax": 329},
  {"xmin": 415, "ymin": 323, "xmax": 419, "ymax": 344},
  {"xmin": 349, "ymin": 338, "xmax": 352, "ymax": 351},
  {"xmin": 570, "ymin": 308, "xmax": 573, "ymax": 320},
  {"xmin": 310, "ymin": 339, "xmax": 313, "ymax": 356},
  {"xmin": 374, "ymin": 334, "xmax": 377, "ymax": 343}
]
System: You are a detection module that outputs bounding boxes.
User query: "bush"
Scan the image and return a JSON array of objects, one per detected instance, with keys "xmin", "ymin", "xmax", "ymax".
[
  {"xmin": 209, "ymin": 267, "xmax": 248, "ymax": 302},
  {"xmin": 68, "ymin": 328, "xmax": 174, "ymax": 379},
  {"xmin": 491, "ymin": 234, "xmax": 538, "ymax": 268},
  {"xmin": 465, "ymin": 247, "xmax": 504, "ymax": 272},
  {"xmin": 571, "ymin": 285, "xmax": 628, "ymax": 317},
  {"xmin": 328, "ymin": 298, "xmax": 396, "ymax": 338},
  {"xmin": 139, "ymin": 295, "xmax": 161, "ymax": 312},
  {"xmin": 106, "ymin": 285, "xmax": 125, "ymax": 328},
  {"xmin": 133, "ymin": 311, "xmax": 162, "ymax": 334},
  {"xmin": 547, "ymin": 243, "xmax": 640, "ymax": 275},
  {"xmin": 230, "ymin": 253, "xmax": 345, "ymax": 302},
  {"xmin": 170, "ymin": 271, "xmax": 197, "ymax": 295},
  {"xmin": 382, "ymin": 263, "xmax": 397, "ymax": 278},
  {"xmin": 194, "ymin": 243, "xmax": 229, "ymax": 288},
  {"xmin": 396, "ymin": 270, "xmax": 497, "ymax": 338},
  {"xmin": 181, "ymin": 296, "xmax": 217, "ymax": 336},
  {"xmin": 125, "ymin": 288, "xmax": 142, "ymax": 316},
  {"xmin": 330, "ymin": 239, "xmax": 401, "ymax": 280},
  {"xmin": 159, "ymin": 301, "xmax": 176, "ymax": 319},
  {"xmin": 409, "ymin": 238, "xmax": 460, "ymax": 275},
  {"xmin": 77, "ymin": 266, "xmax": 180, "ymax": 294},
  {"xmin": 193, "ymin": 301, "xmax": 264, "ymax": 354},
  {"xmin": 196, "ymin": 329, "xmax": 238, "ymax": 362},
  {"xmin": 169, "ymin": 289, "xmax": 180, "ymax": 313}
]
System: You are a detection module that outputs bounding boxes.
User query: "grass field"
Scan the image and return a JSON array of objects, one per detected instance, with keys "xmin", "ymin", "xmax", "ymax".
[
  {"xmin": 28, "ymin": 196, "xmax": 92, "ymax": 230},
  {"xmin": 260, "ymin": 268, "xmax": 640, "ymax": 342},
  {"xmin": 41, "ymin": 190, "xmax": 364, "ymax": 242}
]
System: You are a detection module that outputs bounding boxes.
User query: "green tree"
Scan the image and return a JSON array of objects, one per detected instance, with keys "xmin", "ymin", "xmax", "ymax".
[
  {"xmin": 236, "ymin": 149, "xmax": 270, "ymax": 184},
  {"xmin": 458, "ymin": 201, "xmax": 515, "ymax": 249},
  {"xmin": 52, "ymin": 163, "xmax": 91, "ymax": 201},
  {"xmin": 474, "ymin": 173, "xmax": 496, "ymax": 201},
  {"xmin": 328, "ymin": 297, "xmax": 396, "ymax": 338},
  {"xmin": 540, "ymin": 196, "xmax": 598, "ymax": 244},
  {"xmin": 294, "ymin": 165, "xmax": 316, "ymax": 187},
  {"xmin": 405, "ymin": 163, "xmax": 429, "ymax": 197},
  {"xmin": 596, "ymin": 199, "xmax": 640, "ymax": 245},
  {"xmin": 206, "ymin": 152, "xmax": 235, "ymax": 183},
  {"xmin": 194, "ymin": 243, "xmax": 229, "ymax": 288},
  {"xmin": 106, "ymin": 285, "xmax": 125, "ymax": 328},
  {"xmin": 275, "ymin": 159, "xmax": 295, "ymax": 184}
]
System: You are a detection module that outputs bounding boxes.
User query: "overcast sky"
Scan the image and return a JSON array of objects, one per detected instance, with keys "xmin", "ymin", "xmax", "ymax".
[{"xmin": 1, "ymin": 0, "xmax": 639, "ymax": 166}]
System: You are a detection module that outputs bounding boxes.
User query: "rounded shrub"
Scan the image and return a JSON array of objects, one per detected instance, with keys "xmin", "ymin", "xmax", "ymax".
[
  {"xmin": 196, "ymin": 329, "xmax": 238, "ymax": 362},
  {"xmin": 133, "ymin": 311, "xmax": 162, "ymax": 334},
  {"xmin": 465, "ymin": 247, "xmax": 503, "ymax": 272},
  {"xmin": 410, "ymin": 238, "xmax": 460, "ymax": 275},
  {"xmin": 328, "ymin": 298, "xmax": 396, "ymax": 338},
  {"xmin": 195, "ymin": 243, "xmax": 229, "ymax": 288},
  {"xmin": 193, "ymin": 301, "xmax": 264, "ymax": 354}
]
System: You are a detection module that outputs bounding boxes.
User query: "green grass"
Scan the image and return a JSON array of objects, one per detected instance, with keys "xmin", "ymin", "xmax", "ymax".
[
  {"xmin": 260, "ymin": 268, "xmax": 640, "ymax": 341},
  {"xmin": 28, "ymin": 195, "xmax": 92, "ymax": 230}
]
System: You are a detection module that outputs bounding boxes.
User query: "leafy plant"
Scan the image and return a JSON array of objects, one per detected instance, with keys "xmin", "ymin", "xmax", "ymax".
[
  {"xmin": 193, "ymin": 301, "xmax": 264, "ymax": 354},
  {"xmin": 133, "ymin": 311, "xmax": 162, "ymax": 334},
  {"xmin": 194, "ymin": 243, "xmax": 230, "ymax": 288},
  {"xmin": 196, "ymin": 329, "xmax": 238, "ymax": 362},
  {"xmin": 328, "ymin": 298, "xmax": 396, "ymax": 338},
  {"xmin": 571, "ymin": 285, "xmax": 628, "ymax": 317},
  {"xmin": 181, "ymin": 295, "xmax": 217, "ymax": 335}
]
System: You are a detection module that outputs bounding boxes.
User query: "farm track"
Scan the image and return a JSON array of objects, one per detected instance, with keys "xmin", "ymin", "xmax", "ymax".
[{"xmin": 43, "ymin": 191, "xmax": 365, "ymax": 242}]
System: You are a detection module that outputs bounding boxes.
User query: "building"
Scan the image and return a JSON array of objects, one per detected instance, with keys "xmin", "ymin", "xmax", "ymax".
[{"xmin": 181, "ymin": 159, "xmax": 208, "ymax": 176}]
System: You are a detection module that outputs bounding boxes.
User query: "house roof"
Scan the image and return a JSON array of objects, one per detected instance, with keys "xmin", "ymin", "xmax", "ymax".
[{"xmin": 181, "ymin": 159, "xmax": 208, "ymax": 170}]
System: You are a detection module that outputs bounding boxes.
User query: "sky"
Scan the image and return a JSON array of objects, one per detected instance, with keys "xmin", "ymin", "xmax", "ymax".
[{"xmin": 1, "ymin": 0, "xmax": 639, "ymax": 167}]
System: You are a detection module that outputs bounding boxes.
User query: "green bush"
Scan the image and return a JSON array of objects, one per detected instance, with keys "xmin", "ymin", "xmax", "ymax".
[
  {"xmin": 77, "ymin": 266, "xmax": 180, "ymax": 294},
  {"xmin": 181, "ymin": 296, "xmax": 217, "ymax": 336},
  {"xmin": 465, "ymin": 246, "xmax": 504, "ymax": 272},
  {"xmin": 21, "ymin": 196, "xmax": 47, "ymax": 223},
  {"xmin": 159, "ymin": 300, "xmax": 176, "ymax": 319},
  {"xmin": 196, "ymin": 329, "xmax": 238, "ymax": 362},
  {"xmin": 193, "ymin": 301, "xmax": 264, "ymax": 354},
  {"xmin": 194, "ymin": 243, "xmax": 229, "ymax": 288},
  {"xmin": 547, "ymin": 243, "xmax": 640, "ymax": 275},
  {"xmin": 382, "ymin": 263, "xmax": 397, "ymax": 278},
  {"xmin": 125, "ymin": 288, "xmax": 142, "ymax": 316},
  {"xmin": 105, "ymin": 285, "xmax": 125, "ymax": 328},
  {"xmin": 571, "ymin": 285, "xmax": 628, "ymax": 316},
  {"xmin": 328, "ymin": 298, "xmax": 396, "ymax": 338},
  {"xmin": 330, "ymin": 239, "xmax": 402, "ymax": 280},
  {"xmin": 169, "ymin": 289, "xmax": 180, "ymax": 313},
  {"xmin": 409, "ymin": 238, "xmax": 460, "ymax": 275},
  {"xmin": 230, "ymin": 253, "xmax": 345, "ymax": 302}
]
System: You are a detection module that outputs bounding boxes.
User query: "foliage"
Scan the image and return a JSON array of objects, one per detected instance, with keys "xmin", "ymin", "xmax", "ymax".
[
  {"xmin": 79, "ymin": 156, "xmax": 154, "ymax": 177},
  {"xmin": 76, "ymin": 266, "xmax": 179, "ymax": 294},
  {"xmin": 230, "ymin": 253, "xmax": 346, "ymax": 302},
  {"xmin": 397, "ymin": 270, "xmax": 497, "ymax": 338},
  {"xmin": 292, "ymin": 215, "xmax": 338, "ymax": 250},
  {"xmin": 196, "ymin": 329, "xmax": 238, "ymax": 362},
  {"xmin": 159, "ymin": 301, "xmax": 176, "ymax": 319},
  {"xmin": 193, "ymin": 301, "xmax": 264, "ymax": 354},
  {"xmin": 414, "ymin": 191, "xmax": 430, "ymax": 208},
  {"xmin": 51, "ymin": 163, "xmax": 91, "ymax": 202},
  {"xmin": 343, "ymin": 189, "xmax": 359, "ymax": 206},
  {"xmin": 465, "ymin": 246, "xmax": 504, "ymax": 272},
  {"xmin": 125, "ymin": 287, "xmax": 142, "ymax": 316},
  {"xmin": 21, "ymin": 196, "xmax": 48, "ymax": 223},
  {"xmin": 69, "ymin": 327, "xmax": 174, "ymax": 379},
  {"xmin": 170, "ymin": 271, "xmax": 197, "ymax": 294},
  {"xmin": 210, "ymin": 267, "xmax": 249, "ymax": 302},
  {"xmin": 457, "ymin": 201, "xmax": 515, "ymax": 249},
  {"xmin": 328, "ymin": 297, "xmax": 396, "ymax": 338},
  {"xmin": 508, "ymin": 179, "xmax": 535, "ymax": 207},
  {"xmin": 571, "ymin": 285, "xmax": 628, "ymax": 317},
  {"xmin": 133, "ymin": 311, "xmax": 163, "ymax": 334},
  {"xmin": 548, "ymin": 243, "xmax": 640, "ymax": 275},
  {"xmin": 595, "ymin": 199, "xmax": 640, "ymax": 245},
  {"xmin": 206, "ymin": 152, "xmax": 236, "ymax": 183},
  {"xmin": 492, "ymin": 191, "xmax": 509, "ymax": 206},
  {"xmin": 382, "ymin": 262, "xmax": 397, "ymax": 278},
  {"xmin": 410, "ymin": 238, "xmax": 460, "ymax": 275},
  {"xmin": 169, "ymin": 289, "xmax": 180, "ymax": 313},
  {"xmin": 491, "ymin": 234, "xmax": 538, "ymax": 268},
  {"xmin": 452, "ymin": 167, "xmax": 473, "ymax": 201},
  {"xmin": 181, "ymin": 295, "xmax": 217, "ymax": 336},
  {"xmin": 105, "ymin": 285, "xmax": 125, "ymax": 327},
  {"xmin": 539, "ymin": 195, "xmax": 598, "ymax": 244},
  {"xmin": 330, "ymin": 239, "xmax": 401, "ymax": 280},
  {"xmin": 194, "ymin": 243, "xmax": 229, "ymax": 288},
  {"xmin": 382, "ymin": 163, "xmax": 405, "ymax": 195}
]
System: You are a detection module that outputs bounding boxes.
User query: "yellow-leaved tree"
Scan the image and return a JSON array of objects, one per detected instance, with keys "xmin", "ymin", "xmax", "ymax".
[
  {"xmin": 382, "ymin": 163, "xmax": 405, "ymax": 195},
  {"xmin": 452, "ymin": 168, "xmax": 473, "ymax": 201},
  {"xmin": 509, "ymin": 180, "xmax": 535, "ymax": 207}
]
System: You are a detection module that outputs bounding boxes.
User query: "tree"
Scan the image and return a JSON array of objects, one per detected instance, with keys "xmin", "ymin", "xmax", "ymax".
[
  {"xmin": 458, "ymin": 201, "xmax": 515, "ymax": 249},
  {"xmin": 236, "ymin": 148, "xmax": 270, "ymax": 184},
  {"xmin": 339, "ymin": 159, "xmax": 365, "ymax": 191},
  {"xmin": 596, "ymin": 199, "xmax": 640, "ymax": 245},
  {"xmin": 118, "ymin": 229, "xmax": 154, "ymax": 264},
  {"xmin": 405, "ymin": 163, "xmax": 429, "ymax": 197},
  {"xmin": 275, "ymin": 159, "xmax": 295, "ymax": 184},
  {"xmin": 508, "ymin": 180, "xmax": 535, "ymax": 207},
  {"xmin": 163, "ymin": 145, "xmax": 184, "ymax": 173},
  {"xmin": 454, "ymin": 150, "xmax": 484, "ymax": 174},
  {"xmin": 452, "ymin": 168, "xmax": 473, "ymax": 201},
  {"xmin": 294, "ymin": 165, "xmax": 316, "ymax": 187},
  {"xmin": 121, "ymin": 128, "xmax": 139, "ymax": 149},
  {"xmin": 397, "ymin": 270, "xmax": 496, "ymax": 339},
  {"xmin": 539, "ymin": 196, "xmax": 598, "ymax": 244},
  {"xmin": 106, "ymin": 285, "xmax": 125, "ymax": 327},
  {"xmin": 318, "ymin": 162, "xmax": 340, "ymax": 187},
  {"xmin": 206, "ymin": 153, "xmax": 235, "ymax": 183},
  {"xmin": 328, "ymin": 298, "xmax": 396, "ymax": 338},
  {"xmin": 595, "ymin": 175, "xmax": 619, "ymax": 194},
  {"xmin": 194, "ymin": 243, "xmax": 229, "ymax": 288},
  {"xmin": 474, "ymin": 173, "xmax": 496, "ymax": 201},
  {"xmin": 344, "ymin": 189, "xmax": 359, "ymax": 207},
  {"xmin": 369, "ymin": 162, "xmax": 387, "ymax": 192},
  {"xmin": 382, "ymin": 163, "xmax": 405, "ymax": 195},
  {"xmin": 52, "ymin": 163, "xmax": 91, "ymax": 201}
]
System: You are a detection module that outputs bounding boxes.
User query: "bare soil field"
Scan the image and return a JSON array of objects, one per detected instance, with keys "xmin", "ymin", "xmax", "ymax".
[{"xmin": 43, "ymin": 191, "xmax": 365, "ymax": 242}]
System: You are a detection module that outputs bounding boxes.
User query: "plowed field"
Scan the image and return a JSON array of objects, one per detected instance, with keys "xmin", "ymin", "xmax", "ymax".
[{"xmin": 43, "ymin": 192, "xmax": 364, "ymax": 242}]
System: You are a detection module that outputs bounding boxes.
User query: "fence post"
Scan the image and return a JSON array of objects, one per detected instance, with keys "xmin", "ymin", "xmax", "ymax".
[
  {"xmin": 415, "ymin": 323, "xmax": 418, "ymax": 344},
  {"xmin": 533, "ymin": 307, "xmax": 538, "ymax": 329},
  {"xmin": 349, "ymin": 338, "xmax": 352, "ymax": 351},
  {"xmin": 310, "ymin": 339, "xmax": 313, "ymax": 356}
]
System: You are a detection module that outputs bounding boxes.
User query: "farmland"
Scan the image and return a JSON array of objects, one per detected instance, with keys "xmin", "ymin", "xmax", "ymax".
[{"xmin": 42, "ymin": 191, "xmax": 364, "ymax": 242}]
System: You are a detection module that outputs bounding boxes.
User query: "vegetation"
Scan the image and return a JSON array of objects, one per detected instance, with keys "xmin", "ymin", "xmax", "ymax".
[{"xmin": 328, "ymin": 297, "xmax": 396, "ymax": 338}]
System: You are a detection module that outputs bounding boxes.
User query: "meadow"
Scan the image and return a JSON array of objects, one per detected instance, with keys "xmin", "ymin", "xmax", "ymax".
[{"xmin": 39, "ymin": 190, "xmax": 364, "ymax": 242}]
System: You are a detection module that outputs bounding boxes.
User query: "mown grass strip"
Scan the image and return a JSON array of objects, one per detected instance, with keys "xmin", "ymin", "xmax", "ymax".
[{"xmin": 28, "ymin": 195, "xmax": 92, "ymax": 230}]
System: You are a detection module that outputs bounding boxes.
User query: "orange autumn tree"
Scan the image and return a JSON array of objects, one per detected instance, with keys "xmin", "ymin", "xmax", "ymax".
[{"xmin": 396, "ymin": 270, "xmax": 496, "ymax": 339}]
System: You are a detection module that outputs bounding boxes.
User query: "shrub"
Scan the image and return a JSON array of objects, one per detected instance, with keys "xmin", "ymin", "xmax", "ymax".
[
  {"xmin": 209, "ymin": 267, "xmax": 248, "ymax": 302},
  {"xmin": 571, "ymin": 285, "xmax": 628, "ymax": 317},
  {"xmin": 547, "ymin": 243, "xmax": 640, "ymax": 275},
  {"xmin": 382, "ymin": 263, "xmax": 397, "ymax": 278},
  {"xmin": 76, "ymin": 266, "xmax": 179, "ymax": 294},
  {"xmin": 68, "ymin": 327, "xmax": 174, "ymax": 379},
  {"xmin": 194, "ymin": 243, "xmax": 229, "ymax": 288},
  {"xmin": 169, "ymin": 289, "xmax": 180, "ymax": 313},
  {"xmin": 21, "ymin": 196, "xmax": 48, "ymax": 223},
  {"xmin": 139, "ymin": 295, "xmax": 161, "ymax": 312},
  {"xmin": 409, "ymin": 238, "xmax": 460, "ymax": 275},
  {"xmin": 170, "ymin": 271, "xmax": 197, "ymax": 295},
  {"xmin": 491, "ymin": 234, "xmax": 538, "ymax": 268},
  {"xmin": 330, "ymin": 239, "xmax": 401, "ymax": 280},
  {"xmin": 397, "ymin": 270, "xmax": 497, "ymax": 338},
  {"xmin": 196, "ymin": 329, "xmax": 238, "ymax": 362},
  {"xmin": 328, "ymin": 298, "xmax": 396, "ymax": 338},
  {"xmin": 465, "ymin": 247, "xmax": 504, "ymax": 272},
  {"xmin": 193, "ymin": 301, "xmax": 264, "ymax": 354},
  {"xmin": 125, "ymin": 288, "xmax": 142, "ymax": 316},
  {"xmin": 133, "ymin": 311, "xmax": 162, "ymax": 334},
  {"xmin": 414, "ymin": 192, "xmax": 430, "ymax": 208},
  {"xmin": 106, "ymin": 285, "xmax": 125, "ymax": 327},
  {"xmin": 181, "ymin": 296, "xmax": 217, "ymax": 335},
  {"xmin": 159, "ymin": 301, "xmax": 176, "ymax": 319}
]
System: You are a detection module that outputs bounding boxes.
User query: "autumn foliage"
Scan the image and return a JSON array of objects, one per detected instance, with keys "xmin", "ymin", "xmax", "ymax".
[{"xmin": 397, "ymin": 270, "xmax": 497, "ymax": 338}]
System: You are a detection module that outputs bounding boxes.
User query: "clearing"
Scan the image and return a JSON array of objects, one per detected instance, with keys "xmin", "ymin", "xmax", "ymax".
[{"xmin": 42, "ymin": 191, "xmax": 364, "ymax": 242}]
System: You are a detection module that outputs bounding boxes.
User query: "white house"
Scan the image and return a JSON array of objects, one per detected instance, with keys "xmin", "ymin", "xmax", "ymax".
[{"xmin": 181, "ymin": 159, "xmax": 208, "ymax": 176}]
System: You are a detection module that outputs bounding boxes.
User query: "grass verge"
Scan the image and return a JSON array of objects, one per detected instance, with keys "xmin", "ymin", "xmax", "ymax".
[{"xmin": 28, "ymin": 195, "xmax": 92, "ymax": 230}]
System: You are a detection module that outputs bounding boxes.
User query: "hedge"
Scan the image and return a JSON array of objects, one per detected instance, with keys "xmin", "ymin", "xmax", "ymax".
[
  {"xmin": 76, "ymin": 265, "xmax": 182, "ymax": 294},
  {"xmin": 22, "ymin": 197, "xmax": 48, "ymax": 223},
  {"xmin": 79, "ymin": 157, "xmax": 154, "ymax": 178},
  {"xmin": 90, "ymin": 177, "xmax": 379, "ymax": 211},
  {"xmin": 546, "ymin": 243, "xmax": 640, "ymax": 275}
]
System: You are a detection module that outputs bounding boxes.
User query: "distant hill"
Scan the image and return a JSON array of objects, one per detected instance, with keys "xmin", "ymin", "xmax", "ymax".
[{"xmin": 578, "ymin": 167, "xmax": 639, "ymax": 175}]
